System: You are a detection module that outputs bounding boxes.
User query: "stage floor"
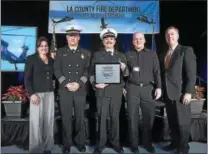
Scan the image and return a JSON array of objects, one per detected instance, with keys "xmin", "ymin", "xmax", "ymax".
[{"xmin": 1, "ymin": 142, "xmax": 207, "ymax": 153}]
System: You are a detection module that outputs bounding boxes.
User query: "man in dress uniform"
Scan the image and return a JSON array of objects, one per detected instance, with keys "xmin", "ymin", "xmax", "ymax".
[
  {"xmin": 54, "ymin": 25, "xmax": 91, "ymax": 154},
  {"xmin": 160, "ymin": 26, "xmax": 196, "ymax": 154},
  {"xmin": 90, "ymin": 28, "xmax": 129, "ymax": 154},
  {"xmin": 126, "ymin": 32, "xmax": 162, "ymax": 154}
]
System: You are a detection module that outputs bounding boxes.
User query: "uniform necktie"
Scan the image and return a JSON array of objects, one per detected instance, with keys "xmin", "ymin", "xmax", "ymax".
[
  {"xmin": 107, "ymin": 51, "xmax": 113, "ymax": 56},
  {"xmin": 165, "ymin": 50, "xmax": 172, "ymax": 69},
  {"xmin": 71, "ymin": 49, "xmax": 76, "ymax": 53}
]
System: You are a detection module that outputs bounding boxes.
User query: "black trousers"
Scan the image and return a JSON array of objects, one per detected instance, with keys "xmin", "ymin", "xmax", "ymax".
[
  {"xmin": 165, "ymin": 96, "xmax": 191, "ymax": 151},
  {"xmin": 126, "ymin": 83, "xmax": 156, "ymax": 148},
  {"xmin": 96, "ymin": 90, "xmax": 123, "ymax": 149},
  {"xmin": 59, "ymin": 89, "xmax": 86, "ymax": 146}
]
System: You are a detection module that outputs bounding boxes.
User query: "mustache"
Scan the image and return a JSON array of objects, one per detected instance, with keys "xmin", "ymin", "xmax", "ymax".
[{"xmin": 106, "ymin": 41, "xmax": 113, "ymax": 44}]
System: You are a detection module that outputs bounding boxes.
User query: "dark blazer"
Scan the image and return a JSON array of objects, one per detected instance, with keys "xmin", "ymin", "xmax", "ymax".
[
  {"xmin": 24, "ymin": 54, "xmax": 54, "ymax": 96},
  {"xmin": 89, "ymin": 49, "xmax": 129, "ymax": 97},
  {"xmin": 53, "ymin": 46, "xmax": 91, "ymax": 94},
  {"xmin": 159, "ymin": 44, "xmax": 197, "ymax": 100}
]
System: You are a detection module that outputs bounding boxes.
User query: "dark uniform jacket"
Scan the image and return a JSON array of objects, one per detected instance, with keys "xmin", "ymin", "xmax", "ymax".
[
  {"xmin": 90, "ymin": 49, "xmax": 129, "ymax": 97},
  {"xmin": 126, "ymin": 48, "xmax": 161, "ymax": 88},
  {"xmin": 24, "ymin": 53, "xmax": 54, "ymax": 96},
  {"xmin": 159, "ymin": 44, "xmax": 197, "ymax": 100},
  {"xmin": 54, "ymin": 46, "xmax": 91, "ymax": 94}
]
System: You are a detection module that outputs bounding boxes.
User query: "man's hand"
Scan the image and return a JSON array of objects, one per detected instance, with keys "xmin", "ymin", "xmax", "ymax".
[
  {"xmin": 66, "ymin": 83, "xmax": 74, "ymax": 91},
  {"xmin": 183, "ymin": 93, "xmax": 192, "ymax": 105},
  {"xmin": 31, "ymin": 94, "xmax": 39, "ymax": 105},
  {"xmin": 155, "ymin": 88, "xmax": 162, "ymax": 100},
  {"xmin": 95, "ymin": 84, "xmax": 108, "ymax": 89},
  {"xmin": 71, "ymin": 82, "xmax": 80, "ymax": 92},
  {"xmin": 66, "ymin": 82, "xmax": 80, "ymax": 92},
  {"xmin": 119, "ymin": 61, "xmax": 126, "ymax": 72}
]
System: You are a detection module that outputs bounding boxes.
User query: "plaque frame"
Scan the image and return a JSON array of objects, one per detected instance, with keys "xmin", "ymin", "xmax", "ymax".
[{"xmin": 95, "ymin": 62, "xmax": 121, "ymax": 84}]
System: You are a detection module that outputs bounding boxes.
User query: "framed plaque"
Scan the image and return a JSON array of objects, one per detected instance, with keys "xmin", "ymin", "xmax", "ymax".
[{"xmin": 95, "ymin": 63, "xmax": 121, "ymax": 84}]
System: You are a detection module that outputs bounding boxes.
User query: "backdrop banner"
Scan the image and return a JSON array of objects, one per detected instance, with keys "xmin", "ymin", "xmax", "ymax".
[{"xmin": 48, "ymin": 0, "xmax": 159, "ymax": 34}]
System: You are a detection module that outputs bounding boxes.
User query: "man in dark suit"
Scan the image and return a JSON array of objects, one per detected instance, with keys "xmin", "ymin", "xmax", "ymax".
[
  {"xmin": 90, "ymin": 28, "xmax": 129, "ymax": 154},
  {"xmin": 159, "ymin": 26, "xmax": 197, "ymax": 154},
  {"xmin": 54, "ymin": 25, "xmax": 91, "ymax": 154}
]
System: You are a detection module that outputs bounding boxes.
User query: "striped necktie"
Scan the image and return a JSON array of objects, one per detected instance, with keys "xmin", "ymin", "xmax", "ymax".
[{"xmin": 165, "ymin": 50, "xmax": 172, "ymax": 69}]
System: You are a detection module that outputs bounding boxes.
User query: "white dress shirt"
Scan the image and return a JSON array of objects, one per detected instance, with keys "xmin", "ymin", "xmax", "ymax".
[{"xmin": 106, "ymin": 49, "xmax": 114, "ymax": 56}]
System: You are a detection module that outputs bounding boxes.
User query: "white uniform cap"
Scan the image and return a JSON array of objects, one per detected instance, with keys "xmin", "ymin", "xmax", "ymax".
[
  {"xmin": 100, "ymin": 28, "xmax": 117, "ymax": 40},
  {"xmin": 64, "ymin": 25, "xmax": 82, "ymax": 34}
]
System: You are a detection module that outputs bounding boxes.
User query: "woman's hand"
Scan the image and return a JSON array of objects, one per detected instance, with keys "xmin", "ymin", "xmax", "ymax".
[{"xmin": 31, "ymin": 94, "xmax": 39, "ymax": 105}]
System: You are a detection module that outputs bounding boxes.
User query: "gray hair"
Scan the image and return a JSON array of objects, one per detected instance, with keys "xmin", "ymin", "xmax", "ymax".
[
  {"xmin": 165, "ymin": 26, "xmax": 179, "ymax": 36},
  {"xmin": 132, "ymin": 32, "xmax": 146, "ymax": 42}
]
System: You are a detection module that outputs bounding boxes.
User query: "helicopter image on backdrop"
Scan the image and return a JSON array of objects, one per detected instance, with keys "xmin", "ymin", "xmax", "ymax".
[
  {"xmin": 1, "ymin": 26, "xmax": 37, "ymax": 71},
  {"xmin": 136, "ymin": 14, "xmax": 156, "ymax": 25},
  {"xmin": 51, "ymin": 16, "xmax": 74, "ymax": 24},
  {"xmin": 136, "ymin": 2, "xmax": 157, "ymax": 25}
]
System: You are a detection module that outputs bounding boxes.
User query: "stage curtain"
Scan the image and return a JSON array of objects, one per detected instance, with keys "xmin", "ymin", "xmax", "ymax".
[
  {"xmin": 190, "ymin": 114, "xmax": 207, "ymax": 142},
  {"xmin": 1, "ymin": 113, "xmax": 206, "ymax": 150},
  {"xmin": 163, "ymin": 114, "xmax": 207, "ymax": 142},
  {"xmin": 1, "ymin": 118, "xmax": 29, "ymax": 150}
]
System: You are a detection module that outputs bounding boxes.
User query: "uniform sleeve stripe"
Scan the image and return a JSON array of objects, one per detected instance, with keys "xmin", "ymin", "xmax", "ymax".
[
  {"xmin": 59, "ymin": 76, "xmax": 66, "ymax": 83},
  {"xmin": 80, "ymin": 76, "xmax": 87, "ymax": 83}
]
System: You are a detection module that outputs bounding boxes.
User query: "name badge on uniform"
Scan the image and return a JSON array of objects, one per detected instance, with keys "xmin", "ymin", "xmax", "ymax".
[
  {"xmin": 133, "ymin": 67, "xmax": 140, "ymax": 72},
  {"xmin": 81, "ymin": 54, "xmax": 85, "ymax": 59},
  {"xmin": 63, "ymin": 54, "xmax": 67, "ymax": 56}
]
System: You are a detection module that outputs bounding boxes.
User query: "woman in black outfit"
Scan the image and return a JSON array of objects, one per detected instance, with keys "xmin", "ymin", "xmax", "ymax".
[{"xmin": 24, "ymin": 36, "xmax": 54, "ymax": 154}]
